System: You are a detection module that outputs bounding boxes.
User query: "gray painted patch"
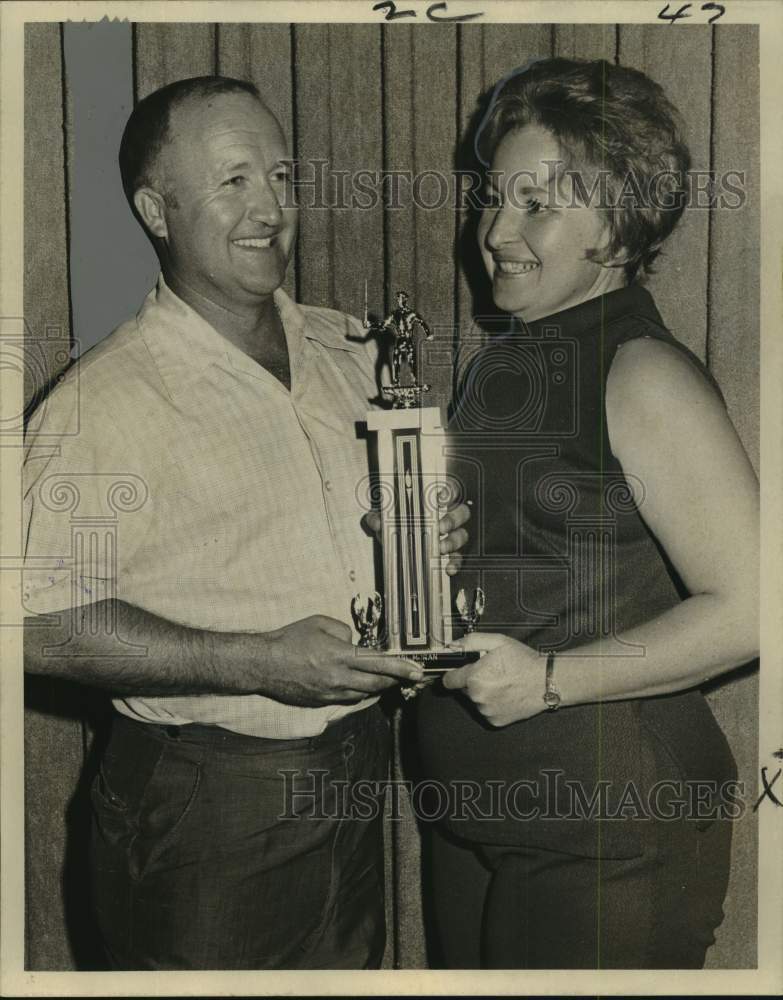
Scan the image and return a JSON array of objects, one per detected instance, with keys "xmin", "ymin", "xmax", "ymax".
[{"xmin": 64, "ymin": 21, "xmax": 159, "ymax": 356}]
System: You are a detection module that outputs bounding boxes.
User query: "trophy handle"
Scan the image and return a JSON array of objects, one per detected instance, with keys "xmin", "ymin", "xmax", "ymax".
[
  {"xmin": 456, "ymin": 587, "xmax": 486, "ymax": 634},
  {"xmin": 351, "ymin": 592, "xmax": 383, "ymax": 648}
]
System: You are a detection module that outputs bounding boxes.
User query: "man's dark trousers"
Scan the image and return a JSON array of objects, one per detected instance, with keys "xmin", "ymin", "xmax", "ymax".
[{"xmin": 91, "ymin": 703, "xmax": 390, "ymax": 969}]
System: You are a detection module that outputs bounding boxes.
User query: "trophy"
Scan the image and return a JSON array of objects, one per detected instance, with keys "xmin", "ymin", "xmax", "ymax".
[{"xmin": 356, "ymin": 286, "xmax": 484, "ymax": 674}]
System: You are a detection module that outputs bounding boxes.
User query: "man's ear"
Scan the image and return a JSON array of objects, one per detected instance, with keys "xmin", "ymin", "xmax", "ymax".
[{"xmin": 134, "ymin": 187, "xmax": 169, "ymax": 239}]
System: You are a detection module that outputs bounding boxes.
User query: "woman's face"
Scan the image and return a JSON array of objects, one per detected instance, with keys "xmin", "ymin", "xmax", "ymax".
[{"xmin": 478, "ymin": 123, "xmax": 626, "ymax": 323}]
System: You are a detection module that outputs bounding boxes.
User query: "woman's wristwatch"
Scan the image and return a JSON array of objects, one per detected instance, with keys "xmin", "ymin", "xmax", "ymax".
[{"xmin": 543, "ymin": 650, "xmax": 561, "ymax": 711}]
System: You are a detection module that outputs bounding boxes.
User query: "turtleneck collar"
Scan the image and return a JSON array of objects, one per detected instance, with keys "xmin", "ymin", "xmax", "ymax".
[{"xmin": 523, "ymin": 282, "xmax": 665, "ymax": 340}]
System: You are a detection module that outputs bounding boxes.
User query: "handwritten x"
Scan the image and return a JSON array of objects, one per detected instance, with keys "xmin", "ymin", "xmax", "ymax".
[{"xmin": 753, "ymin": 766, "xmax": 782, "ymax": 812}]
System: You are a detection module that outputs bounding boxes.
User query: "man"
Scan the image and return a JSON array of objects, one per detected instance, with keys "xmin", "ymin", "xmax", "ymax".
[{"xmin": 23, "ymin": 77, "xmax": 468, "ymax": 970}]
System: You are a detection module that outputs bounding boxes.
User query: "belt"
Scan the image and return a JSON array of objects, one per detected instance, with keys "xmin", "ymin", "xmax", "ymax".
[{"xmin": 111, "ymin": 701, "xmax": 385, "ymax": 754}]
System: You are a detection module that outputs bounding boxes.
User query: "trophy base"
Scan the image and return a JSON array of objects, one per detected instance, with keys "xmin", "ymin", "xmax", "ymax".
[
  {"xmin": 375, "ymin": 647, "xmax": 481, "ymax": 674},
  {"xmin": 382, "ymin": 383, "xmax": 430, "ymax": 409}
]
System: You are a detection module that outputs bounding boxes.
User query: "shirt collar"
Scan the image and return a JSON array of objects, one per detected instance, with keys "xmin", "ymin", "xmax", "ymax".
[{"xmin": 137, "ymin": 276, "xmax": 352, "ymax": 399}]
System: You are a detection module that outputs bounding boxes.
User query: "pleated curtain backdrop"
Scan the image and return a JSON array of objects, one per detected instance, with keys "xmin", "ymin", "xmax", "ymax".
[{"xmin": 23, "ymin": 20, "xmax": 759, "ymax": 970}]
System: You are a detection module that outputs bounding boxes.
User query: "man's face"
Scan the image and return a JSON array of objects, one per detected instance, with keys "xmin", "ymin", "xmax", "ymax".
[{"xmin": 154, "ymin": 91, "xmax": 298, "ymax": 312}]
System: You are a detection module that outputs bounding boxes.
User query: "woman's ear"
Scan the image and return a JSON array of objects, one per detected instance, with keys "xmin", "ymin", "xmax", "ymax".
[
  {"xmin": 595, "ymin": 223, "xmax": 631, "ymax": 271},
  {"xmin": 134, "ymin": 187, "xmax": 169, "ymax": 240}
]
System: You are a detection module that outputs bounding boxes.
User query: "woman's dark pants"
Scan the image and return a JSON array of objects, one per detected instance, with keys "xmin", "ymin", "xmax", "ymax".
[
  {"xmin": 430, "ymin": 814, "xmax": 732, "ymax": 969},
  {"xmin": 427, "ymin": 726, "xmax": 734, "ymax": 970}
]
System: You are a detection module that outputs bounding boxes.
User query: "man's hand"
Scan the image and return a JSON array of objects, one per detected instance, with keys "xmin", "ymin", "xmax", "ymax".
[
  {"xmin": 25, "ymin": 602, "xmax": 423, "ymax": 705},
  {"xmin": 262, "ymin": 614, "xmax": 424, "ymax": 707},
  {"xmin": 442, "ymin": 632, "xmax": 546, "ymax": 727},
  {"xmin": 362, "ymin": 501, "xmax": 471, "ymax": 576}
]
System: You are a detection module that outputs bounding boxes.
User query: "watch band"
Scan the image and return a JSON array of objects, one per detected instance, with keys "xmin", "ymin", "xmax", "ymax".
[{"xmin": 543, "ymin": 650, "xmax": 561, "ymax": 711}]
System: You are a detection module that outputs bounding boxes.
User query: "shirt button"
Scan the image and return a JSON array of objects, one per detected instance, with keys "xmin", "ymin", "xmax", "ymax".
[
  {"xmin": 324, "ymin": 480, "xmax": 332, "ymax": 491},
  {"xmin": 348, "ymin": 570, "xmax": 356, "ymax": 582}
]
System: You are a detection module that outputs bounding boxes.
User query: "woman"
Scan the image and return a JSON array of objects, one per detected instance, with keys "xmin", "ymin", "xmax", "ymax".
[{"xmin": 417, "ymin": 58, "xmax": 759, "ymax": 969}]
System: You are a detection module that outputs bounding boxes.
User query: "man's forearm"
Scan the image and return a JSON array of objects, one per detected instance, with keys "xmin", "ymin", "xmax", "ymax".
[{"xmin": 24, "ymin": 599, "xmax": 256, "ymax": 697}]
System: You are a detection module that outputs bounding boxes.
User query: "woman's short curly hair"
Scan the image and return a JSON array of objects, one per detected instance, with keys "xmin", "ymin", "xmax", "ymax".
[{"xmin": 477, "ymin": 58, "xmax": 691, "ymax": 281}]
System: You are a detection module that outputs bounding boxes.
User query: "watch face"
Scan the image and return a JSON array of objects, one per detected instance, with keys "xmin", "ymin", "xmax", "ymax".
[{"xmin": 543, "ymin": 690, "xmax": 561, "ymax": 710}]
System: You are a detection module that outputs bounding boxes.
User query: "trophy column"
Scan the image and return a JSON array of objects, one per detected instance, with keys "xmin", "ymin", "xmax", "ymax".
[{"xmin": 366, "ymin": 405, "xmax": 453, "ymax": 657}]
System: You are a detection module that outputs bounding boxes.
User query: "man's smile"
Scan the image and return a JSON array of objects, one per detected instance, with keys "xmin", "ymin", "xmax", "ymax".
[{"xmin": 232, "ymin": 236, "xmax": 276, "ymax": 249}]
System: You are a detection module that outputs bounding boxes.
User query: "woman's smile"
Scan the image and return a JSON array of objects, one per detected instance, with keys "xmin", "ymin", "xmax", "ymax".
[{"xmin": 493, "ymin": 259, "xmax": 540, "ymax": 275}]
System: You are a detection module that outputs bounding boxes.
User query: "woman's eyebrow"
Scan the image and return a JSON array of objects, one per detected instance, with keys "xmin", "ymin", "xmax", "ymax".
[
  {"xmin": 485, "ymin": 174, "xmax": 546, "ymax": 189},
  {"xmin": 502, "ymin": 176, "xmax": 552, "ymax": 198}
]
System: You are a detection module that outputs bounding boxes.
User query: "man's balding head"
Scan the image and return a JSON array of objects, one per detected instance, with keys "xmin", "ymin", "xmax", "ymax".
[
  {"xmin": 119, "ymin": 76, "xmax": 267, "ymax": 210},
  {"xmin": 122, "ymin": 78, "xmax": 297, "ymax": 315}
]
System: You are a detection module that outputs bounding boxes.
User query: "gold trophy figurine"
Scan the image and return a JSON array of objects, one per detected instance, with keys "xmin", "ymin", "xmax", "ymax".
[{"xmin": 368, "ymin": 288, "xmax": 434, "ymax": 407}]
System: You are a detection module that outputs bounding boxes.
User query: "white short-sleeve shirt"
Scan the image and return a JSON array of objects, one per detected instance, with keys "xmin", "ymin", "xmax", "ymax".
[{"xmin": 23, "ymin": 277, "xmax": 383, "ymax": 738}]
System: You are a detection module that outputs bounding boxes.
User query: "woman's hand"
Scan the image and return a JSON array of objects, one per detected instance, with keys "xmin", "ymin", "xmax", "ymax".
[{"xmin": 443, "ymin": 632, "xmax": 547, "ymax": 727}]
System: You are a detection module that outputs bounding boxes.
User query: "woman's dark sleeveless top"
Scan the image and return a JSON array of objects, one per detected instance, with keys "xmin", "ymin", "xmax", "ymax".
[{"xmin": 417, "ymin": 284, "xmax": 737, "ymax": 859}]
